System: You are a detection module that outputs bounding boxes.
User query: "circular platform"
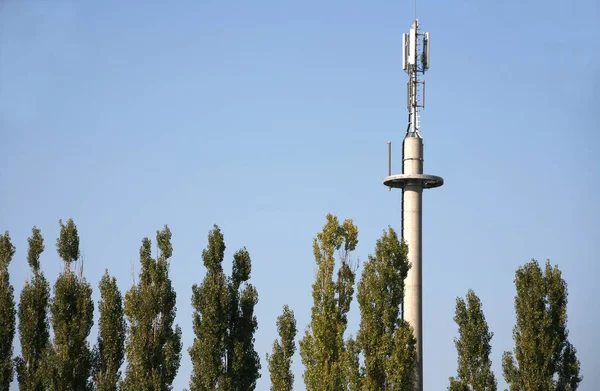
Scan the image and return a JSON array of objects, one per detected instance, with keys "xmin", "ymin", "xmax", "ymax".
[{"xmin": 383, "ymin": 174, "xmax": 444, "ymax": 189}]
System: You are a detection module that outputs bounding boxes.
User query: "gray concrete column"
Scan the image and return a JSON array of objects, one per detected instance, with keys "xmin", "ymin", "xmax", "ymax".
[{"xmin": 403, "ymin": 135, "xmax": 424, "ymax": 391}]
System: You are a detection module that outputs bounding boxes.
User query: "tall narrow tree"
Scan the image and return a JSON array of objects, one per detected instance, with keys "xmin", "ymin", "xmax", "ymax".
[
  {"xmin": 502, "ymin": 259, "xmax": 582, "ymax": 391},
  {"xmin": 299, "ymin": 214, "xmax": 359, "ymax": 391},
  {"xmin": 0, "ymin": 232, "xmax": 16, "ymax": 390},
  {"xmin": 189, "ymin": 226, "xmax": 228, "ymax": 391},
  {"xmin": 123, "ymin": 226, "xmax": 182, "ymax": 391},
  {"xmin": 448, "ymin": 289, "xmax": 497, "ymax": 391},
  {"xmin": 356, "ymin": 227, "xmax": 413, "ymax": 390},
  {"xmin": 15, "ymin": 227, "xmax": 51, "ymax": 391},
  {"xmin": 188, "ymin": 225, "xmax": 260, "ymax": 390},
  {"xmin": 226, "ymin": 248, "xmax": 261, "ymax": 390},
  {"xmin": 49, "ymin": 219, "xmax": 94, "ymax": 391},
  {"xmin": 267, "ymin": 305, "xmax": 297, "ymax": 391},
  {"xmin": 92, "ymin": 270, "xmax": 126, "ymax": 391}
]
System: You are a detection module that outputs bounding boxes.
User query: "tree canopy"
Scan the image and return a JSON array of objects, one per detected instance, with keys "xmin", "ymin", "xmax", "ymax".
[
  {"xmin": 123, "ymin": 226, "xmax": 182, "ymax": 391},
  {"xmin": 267, "ymin": 305, "xmax": 297, "ymax": 391},
  {"xmin": 448, "ymin": 289, "xmax": 496, "ymax": 391},
  {"xmin": 502, "ymin": 259, "xmax": 581, "ymax": 391},
  {"xmin": 49, "ymin": 219, "xmax": 94, "ymax": 391},
  {"xmin": 188, "ymin": 225, "xmax": 261, "ymax": 390},
  {"xmin": 15, "ymin": 227, "xmax": 51, "ymax": 391},
  {"xmin": 0, "ymin": 232, "xmax": 16, "ymax": 390},
  {"xmin": 93, "ymin": 270, "xmax": 126, "ymax": 391},
  {"xmin": 299, "ymin": 214, "xmax": 359, "ymax": 391}
]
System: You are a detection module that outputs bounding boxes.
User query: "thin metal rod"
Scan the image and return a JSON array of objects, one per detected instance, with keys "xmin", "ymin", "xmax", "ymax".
[
  {"xmin": 387, "ymin": 141, "xmax": 392, "ymax": 191},
  {"xmin": 388, "ymin": 142, "xmax": 392, "ymax": 176}
]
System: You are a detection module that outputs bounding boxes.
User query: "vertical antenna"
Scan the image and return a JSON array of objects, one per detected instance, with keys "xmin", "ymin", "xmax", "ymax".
[
  {"xmin": 415, "ymin": 0, "xmax": 417, "ymax": 21},
  {"xmin": 387, "ymin": 142, "xmax": 392, "ymax": 191},
  {"xmin": 402, "ymin": 19, "xmax": 430, "ymax": 137}
]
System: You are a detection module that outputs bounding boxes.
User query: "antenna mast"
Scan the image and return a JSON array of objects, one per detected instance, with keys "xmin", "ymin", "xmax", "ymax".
[{"xmin": 402, "ymin": 19, "xmax": 430, "ymax": 136}]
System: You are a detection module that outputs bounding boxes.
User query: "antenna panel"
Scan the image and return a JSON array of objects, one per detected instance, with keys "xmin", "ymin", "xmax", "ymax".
[
  {"xmin": 408, "ymin": 26, "xmax": 416, "ymax": 65},
  {"xmin": 423, "ymin": 32, "xmax": 430, "ymax": 70},
  {"xmin": 402, "ymin": 33, "xmax": 407, "ymax": 70}
]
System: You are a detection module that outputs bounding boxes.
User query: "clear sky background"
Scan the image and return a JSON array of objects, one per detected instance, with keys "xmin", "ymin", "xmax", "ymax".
[{"xmin": 1, "ymin": 0, "xmax": 599, "ymax": 390}]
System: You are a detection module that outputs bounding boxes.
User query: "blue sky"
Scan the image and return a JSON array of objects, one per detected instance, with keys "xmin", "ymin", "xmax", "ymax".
[{"xmin": 1, "ymin": 0, "xmax": 599, "ymax": 390}]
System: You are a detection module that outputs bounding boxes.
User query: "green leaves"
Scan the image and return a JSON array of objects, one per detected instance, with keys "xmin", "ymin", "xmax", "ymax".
[
  {"xmin": 232, "ymin": 249, "xmax": 251, "ymax": 288},
  {"xmin": 300, "ymin": 214, "xmax": 358, "ymax": 391},
  {"xmin": 16, "ymin": 227, "xmax": 50, "ymax": 391},
  {"xmin": 449, "ymin": 289, "xmax": 497, "ymax": 391},
  {"xmin": 50, "ymin": 220, "xmax": 94, "ymax": 391},
  {"xmin": 202, "ymin": 225, "xmax": 226, "ymax": 273},
  {"xmin": 267, "ymin": 305, "xmax": 297, "ymax": 391},
  {"xmin": 56, "ymin": 219, "xmax": 80, "ymax": 267},
  {"xmin": 502, "ymin": 259, "xmax": 582, "ymax": 391},
  {"xmin": 385, "ymin": 320, "xmax": 417, "ymax": 391},
  {"xmin": 189, "ymin": 225, "xmax": 261, "ymax": 391},
  {"xmin": 27, "ymin": 227, "xmax": 44, "ymax": 272},
  {"xmin": 0, "ymin": 232, "xmax": 16, "ymax": 390},
  {"xmin": 93, "ymin": 270, "xmax": 126, "ymax": 391},
  {"xmin": 123, "ymin": 225, "xmax": 182, "ymax": 391},
  {"xmin": 189, "ymin": 225, "xmax": 230, "ymax": 391},
  {"xmin": 50, "ymin": 272, "xmax": 94, "ymax": 391},
  {"xmin": 356, "ymin": 227, "xmax": 414, "ymax": 390}
]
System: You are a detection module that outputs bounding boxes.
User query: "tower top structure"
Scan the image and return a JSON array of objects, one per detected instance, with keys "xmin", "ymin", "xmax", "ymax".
[{"xmin": 402, "ymin": 19, "xmax": 430, "ymax": 137}]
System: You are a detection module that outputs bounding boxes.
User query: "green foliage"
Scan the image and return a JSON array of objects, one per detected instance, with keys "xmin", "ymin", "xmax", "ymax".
[
  {"xmin": 93, "ymin": 270, "xmax": 126, "ymax": 391},
  {"xmin": 56, "ymin": 219, "xmax": 80, "ymax": 267},
  {"xmin": 189, "ymin": 226, "xmax": 228, "ymax": 391},
  {"xmin": 299, "ymin": 214, "xmax": 359, "ymax": 391},
  {"xmin": 122, "ymin": 226, "xmax": 182, "ymax": 391},
  {"xmin": 15, "ymin": 227, "xmax": 51, "ymax": 391},
  {"xmin": 385, "ymin": 320, "xmax": 417, "ymax": 391},
  {"xmin": 227, "ymin": 248, "xmax": 261, "ymax": 390},
  {"xmin": 356, "ymin": 227, "xmax": 411, "ymax": 390},
  {"xmin": 448, "ymin": 289, "xmax": 496, "ymax": 391},
  {"xmin": 26, "ymin": 226, "xmax": 44, "ymax": 272},
  {"xmin": 49, "ymin": 219, "xmax": 94, "ymax": 391},
  {"xmin": 188, "ymin": 225, "xmax": 261, "ymax": 391},
  {"xmin": 344, "ymin": 337, "xmax": 361, "ymax": 391},
  {"xmin": 502, "ymin": 259, "xmax": 582, "ymax": 391},
  {"xmin": 0, "ymin": 232, "xmax": 16, "ymax": 390},
  {"xmin": 267, "ymin": 305, "xmax": 297, "ymax": 391}
]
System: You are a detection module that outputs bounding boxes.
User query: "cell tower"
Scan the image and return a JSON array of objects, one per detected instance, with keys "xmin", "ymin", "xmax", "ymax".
[{"xmin": 383, "ymin": 19, "xmax": 443, "ymax": 391}]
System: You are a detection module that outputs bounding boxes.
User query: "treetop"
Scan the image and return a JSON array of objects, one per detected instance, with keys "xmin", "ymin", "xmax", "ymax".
[
  {"xmin": 27, "ymin": 226, "xmax": 45, "ymax": 272},
  {"xmin": 56, "ymin": 218, "xmax": 80, "ymax": 265},
  {"xmin": 202, "ymin": 224, "xmax": 226, "ymax": 272},
  {"xmin": 0, "ymin": 230, "xmax": 15, "ymax": 271}
]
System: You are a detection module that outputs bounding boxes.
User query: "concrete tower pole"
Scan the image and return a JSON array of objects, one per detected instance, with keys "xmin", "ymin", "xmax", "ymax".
[
  {"xmin": 385, "ymin": 134, "xmax": 440, "ymax": 391},
  {"xmin": 402, "ymin": 135, "xmax": 425, "ymax": 391},
  {"xmin": 383, "ymin": 19, "xmax": 442, "ymax": 391}
]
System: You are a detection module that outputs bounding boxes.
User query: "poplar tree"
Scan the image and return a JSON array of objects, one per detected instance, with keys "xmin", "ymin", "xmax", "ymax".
[
  {"xmin": 226, "ymin": 248, "xmax": 260, "ymax": 390},
  {"xmin": 49, "ymin": 219, "xmax": 94, "ymax": 391},
  {"xmin": 267, "ymin": 305, "xmax": 297, "ymax": 391},
  {"xmin": 92, "ymin": 270, "xmax": 126, "ymax": 391},
  {"xmin": 448, "ymin": 289, "xmax": 496, "ymax": 391},
  {"xmin": 189, "ymin": 226, "xmax": 228, "ymax": 391},
  {"xmin": 502, "ymin": 259, "xmax": 582, "ymax": 391},
  {"xmin": 188, "ymin": 225, "xmax": 260, "ymax": 391},
  {"xmin": 355, "ymin": 227, "xmax": 416, "ymax": 390},
  {"xmin": 0, "ymin": 232, "xmax": 16, "ymax": 390},
  {"xmin": 299, "ymin": 214, "xmax": 358, "ymax": 391},
  {"xmin": 15, "ymin": 227, "xmax": 50, "ymax": 391},
  {"xmin": 122, "ymin": 225, "xmax": 182, "ymax": 391}
]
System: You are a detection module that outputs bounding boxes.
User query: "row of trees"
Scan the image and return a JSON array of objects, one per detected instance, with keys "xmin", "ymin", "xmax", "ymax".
[{"xmin": 0, "ymin": 215, "xmax": 582, "ymax": 390}]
